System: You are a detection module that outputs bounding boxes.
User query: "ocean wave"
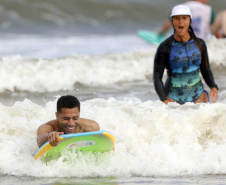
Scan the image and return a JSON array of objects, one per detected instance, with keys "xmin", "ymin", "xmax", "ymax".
[
  {"xmin": 0, "ymin": 37, "xmax": 225, "ymax": 93},
  {"xmin": 0, "ymin": 37, "xmax": 226, "ymax": 93},
  {"xmin": 0, "ymin": 98, "xmax": 226, "ymax": 177},
  {"xmin": 0, "ymin": 51, "xmax": 153, "ymax": 93},
  {"xmin": 206, "ymin": 38, "xmax": 226, "ymax": 67},
  {"xmin": 0, "ymin": 0, "xmax": 168, "ymax": 35},
  {"xmin": 1, "ymin": 0, "xmax": 225, "ymax": 35}
]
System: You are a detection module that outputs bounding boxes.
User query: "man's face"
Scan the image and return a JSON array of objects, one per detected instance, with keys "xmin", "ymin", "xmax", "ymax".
[{"xmin": 56, "ymin": 107, "xmax": 80, "ymax": 134}]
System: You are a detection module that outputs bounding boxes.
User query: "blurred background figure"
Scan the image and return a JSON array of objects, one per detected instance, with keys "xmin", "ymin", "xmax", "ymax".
[
  {"xmin": 158, "ymin": 0, "xmax": 219, "ymax": 40},
  {"xmin": 211, "ymin": 10, "xmax": 226, "ymax": 38}
]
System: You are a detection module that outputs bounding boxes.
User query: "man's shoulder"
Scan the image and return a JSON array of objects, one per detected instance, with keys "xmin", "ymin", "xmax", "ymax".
[
  {"xmin": 39, "ymin": 120, "xmax": 57, "ymax": 130},
  {"xmin": 45, "ymin": 120, "xmax": 57, "ymax": 127}
]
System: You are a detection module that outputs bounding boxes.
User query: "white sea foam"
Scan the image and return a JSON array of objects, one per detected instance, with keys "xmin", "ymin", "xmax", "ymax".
[
  {"xmin": 206, "ymin": 38, "xmax": 226, "ymax": 66},
  {"xmin": 0, "ymin": 98, "xmax": 226, "ymax": 177},
  {"xmin": 0, "ymin": 37, "xmax": 225, "ymax": 93},
  {"xmin": 0, "ymin": 49, "xmax": 154, "ymax": 93}
]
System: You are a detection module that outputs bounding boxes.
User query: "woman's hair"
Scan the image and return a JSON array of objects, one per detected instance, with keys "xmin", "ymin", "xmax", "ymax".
[{"xmin": 188, "ymin": 24, "xmax": 200, "ymax": 44}]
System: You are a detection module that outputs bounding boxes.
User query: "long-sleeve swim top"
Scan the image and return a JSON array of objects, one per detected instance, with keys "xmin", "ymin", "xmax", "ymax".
[{"xmin": 153, "ymin": 34, "xmax": 218, "ymax": 102}]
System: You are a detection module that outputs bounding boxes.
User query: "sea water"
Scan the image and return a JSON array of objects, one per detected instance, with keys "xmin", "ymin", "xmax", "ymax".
[{"xmin": 1, "ymin": 0, "xmax": 226, "ymax": 184}]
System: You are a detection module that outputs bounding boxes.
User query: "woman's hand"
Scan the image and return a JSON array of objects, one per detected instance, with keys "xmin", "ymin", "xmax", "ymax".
[
  {"xmin": 163, "ymin": 97, "xmax": 175, "ymax": 104},
  {"xmin": 209, "ymin": 87, "xmax": 218, "ymax": 103}
]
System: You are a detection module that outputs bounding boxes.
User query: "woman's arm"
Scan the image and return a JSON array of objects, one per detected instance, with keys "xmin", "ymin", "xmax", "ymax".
[
  {"xmin": 199, "ymin": 39, "xmax": 218, "ymax": 103},
  {"xmin": 199, "ymin": 39, "xmax": 218, "ymax": 90},
  {"xmin": 153, "ymin": 40, "xmax": 171, "ymax": 102}
]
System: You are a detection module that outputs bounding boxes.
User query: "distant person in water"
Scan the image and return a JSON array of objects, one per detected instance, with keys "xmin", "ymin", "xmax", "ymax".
[
  {"xmin": 37, "ymin": 95, "xmax": 100, "ymax": 147},
  {"xmin": 211, "ymin": 10, "xmax": 226, "ymax": 38},
  {"xmin": 153, "ymin": 5, "xmax": 218, "ymax": 104},
  {"xmin": 158, "ymin": 0, "xmax": 219, "ymax": 40}
]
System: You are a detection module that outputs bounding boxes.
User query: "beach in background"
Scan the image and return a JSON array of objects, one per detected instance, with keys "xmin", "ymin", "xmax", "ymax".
[{"xmin": 1, "ymin": 0, "xmax": 226, "ymax": 184}]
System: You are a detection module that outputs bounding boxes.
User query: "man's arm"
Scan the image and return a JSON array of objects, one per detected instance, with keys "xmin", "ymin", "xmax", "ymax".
[
  {"xmin": 37, "ymin": 121, "xmax": 63, "ymax": 147},
  {"xmin": 158, "ymin": 19, "xmax": 172, "ymax": 35},
  {"xmin": 211, "ymin": 11, "xmax": 224, "ymax": 38},
  {"xmin": 76, "ymin": 118, "xmax": 100, "ymax": 132}
]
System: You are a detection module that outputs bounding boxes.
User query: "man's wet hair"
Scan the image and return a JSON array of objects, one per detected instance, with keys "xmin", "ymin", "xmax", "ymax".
[{"xmin": 57, "ymin": 95, "xmax": 80, "ymax": 113}]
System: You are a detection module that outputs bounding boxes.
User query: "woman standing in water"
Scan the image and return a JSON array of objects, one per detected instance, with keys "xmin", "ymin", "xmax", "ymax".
[{"xmin": 153, "ymin": 5, "xmax": 218, "ymax": 104}]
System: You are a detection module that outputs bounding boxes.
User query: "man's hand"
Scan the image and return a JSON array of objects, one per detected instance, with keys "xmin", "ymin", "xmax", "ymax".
[{"xmin": 48, "ymin": 132, "xmax": 64, "ymax": 146}]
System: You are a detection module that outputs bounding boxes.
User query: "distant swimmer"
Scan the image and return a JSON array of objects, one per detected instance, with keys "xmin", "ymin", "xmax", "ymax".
[
  {"xmin": 153, "ymin": 5, "xmax": 218, "ymax": 104},
  {"xmin": 37, "ymin": 95, "xmax": 100, "ymax": 147},
  {"xmin": 211, "ymin": 10, "xmax": 226, "ymax": 38},
  {"xmin": 158, "ymin": 0, "xmax": 220, "ymax": 40}
]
